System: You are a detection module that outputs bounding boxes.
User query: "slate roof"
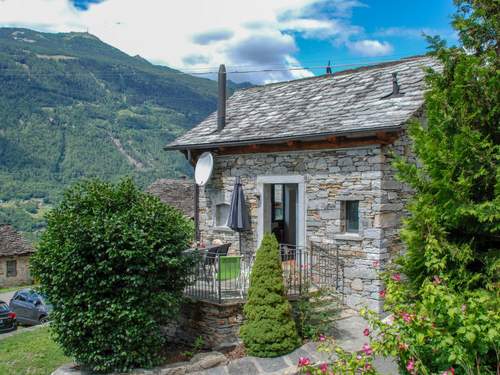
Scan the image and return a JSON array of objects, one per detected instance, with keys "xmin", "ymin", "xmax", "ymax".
[
  {"xmin": 0, "ymin": 225, "xmax": 35, "ymax": 257},
  {"xmin": 146, "ymin": 179, "xmax": 194, "ymax": 218},
  {"xmin": 167, "ymin": 56, "xmax": 439, "ymax": 150}
]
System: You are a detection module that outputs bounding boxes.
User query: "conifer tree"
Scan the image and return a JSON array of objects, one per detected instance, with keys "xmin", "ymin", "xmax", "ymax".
[
  {"xmin": 364, "ymin": 1, "xmax": 500, "ymax": 373},
  {"xmin": 240, "ymin": 233, "xmax": 300, "ymax": 357}
]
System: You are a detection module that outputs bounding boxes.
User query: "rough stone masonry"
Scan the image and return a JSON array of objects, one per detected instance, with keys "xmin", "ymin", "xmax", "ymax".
[{"xmin": 197, "ymin": 129, "xmax": 414, "ymax": 312}]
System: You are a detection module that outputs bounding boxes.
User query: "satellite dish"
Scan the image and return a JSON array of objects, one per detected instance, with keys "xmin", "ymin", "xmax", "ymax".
[{"xmin": 195, "ymin": 152, "xmax": 214, "ymax": 186}]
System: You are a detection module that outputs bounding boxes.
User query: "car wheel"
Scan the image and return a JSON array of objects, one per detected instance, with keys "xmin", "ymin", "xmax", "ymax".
[{"xmin": 39, "ymin": 316, "xmax": 49, "ymax": 324}]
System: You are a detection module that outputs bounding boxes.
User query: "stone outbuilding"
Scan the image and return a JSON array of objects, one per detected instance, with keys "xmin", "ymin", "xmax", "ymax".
[
  {"xmin": 146, "ymin": 178, "xmax": 195, "ymax": 219},
  {"xmin": 166, "ymin": 56, "xmax": 439, "ymax": 311},
  {"xmin": 0, "ymin": 225, "xmax": 35, "ymax": 287}
]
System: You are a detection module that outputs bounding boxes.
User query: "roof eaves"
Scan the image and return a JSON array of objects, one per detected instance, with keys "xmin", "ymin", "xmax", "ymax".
[{"xmin": 164, "ymin": 124, "xmax": 404, "ymax": 151}]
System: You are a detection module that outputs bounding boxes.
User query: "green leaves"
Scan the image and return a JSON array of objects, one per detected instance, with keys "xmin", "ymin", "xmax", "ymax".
[
  {"xmin": 240, "ymin": 233, "xmax": 300, "ymax": 357},
  {"xmin": 30, "ymin": 178, "xmax": 194, "ymax": 372},
  {"xmin": 365, "ymin": 1, "xmax": 500, "ymax": 373}
]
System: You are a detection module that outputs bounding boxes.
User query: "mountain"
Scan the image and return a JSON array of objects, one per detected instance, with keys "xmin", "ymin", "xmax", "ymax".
[{"xmin": 0, "ymin": 27, "xmax": 247, "ymax": 239}]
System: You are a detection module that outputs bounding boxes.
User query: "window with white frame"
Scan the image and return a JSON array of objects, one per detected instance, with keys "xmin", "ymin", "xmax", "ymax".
[{"xmin": 215, "ymin": 203, "xmax": 230, "ymax": 228}]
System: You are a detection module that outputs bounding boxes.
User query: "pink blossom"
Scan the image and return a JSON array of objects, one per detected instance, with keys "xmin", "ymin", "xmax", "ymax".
[
  {"xmin": 391, "ymin": 273, "xmax": 401, "ymax": 282},
  {"xmin": 401, "ymin": 312, "xmax": 412, "ymax": 323},
  {"xmin": 372, "ymin": 260, "xmax": 380, "ymax": 268},
  {"xmin": 379, "ymin": 289, "xmax": 386, "ymax": 298},
  {"xmin": 319, "ymin": 334, "xmax": 326, "ymax": 342},
  {"xmin": 442, "ymin": 368, "xmax": 455, "ymax": 375},
  {"xmin": 363, "ymin": 328, "xmax": 370, "ymax": 336},
  {"xmin": 364, "ymin": 363, "xmax": 372, "ymax": 370},
  {"xmin": 357, "ymin": 354, "xmax": 362, "ymax": 360},
  {"xmin": 433, "ymin": 275, "xmax": 442, "ymax": 284},
  {"xmin": 319, "ymin": 363, "xmax": 328, "ymax": 373},
  {"xmin": 362, "ymin": 343, "xmax": 373, "ymax": 356},
  {"xmin": 406, "ymin": 359, "xmax": 415, "ymax": 372},
  {"xmin": 298, "ymin": 357, "xmax": 311, "ymax": 367}
]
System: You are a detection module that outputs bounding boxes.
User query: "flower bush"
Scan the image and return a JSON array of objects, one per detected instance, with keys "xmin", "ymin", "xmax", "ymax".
[
  {"xmin": 302, "ymin": 1, "xmax": 499, "ymax": 373},
  {"xmin": 31, "ymin": 178, "xmax": 194, "ymax": 372}
]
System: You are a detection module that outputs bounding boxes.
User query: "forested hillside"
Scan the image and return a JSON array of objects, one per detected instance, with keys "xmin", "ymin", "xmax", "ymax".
[{"xmin": 0, "ymin": 28, "xmax": 243, "ymax": 239}]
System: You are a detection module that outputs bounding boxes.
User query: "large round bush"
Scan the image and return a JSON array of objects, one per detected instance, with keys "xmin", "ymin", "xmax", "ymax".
[{"xmin": 31, "ymin": 178, "xmax": 194, "ymax": 372}]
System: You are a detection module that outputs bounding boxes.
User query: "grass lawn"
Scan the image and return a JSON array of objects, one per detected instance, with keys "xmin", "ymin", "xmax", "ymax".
[{"xmin": 0, "ymin": 326, "xmax": 71, "ymax": 375}]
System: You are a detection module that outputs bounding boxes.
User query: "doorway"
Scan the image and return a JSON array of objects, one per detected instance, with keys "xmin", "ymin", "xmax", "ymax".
[{"xmin": 257, "ymin": 175, "xmax": 305, "ymax": 249}]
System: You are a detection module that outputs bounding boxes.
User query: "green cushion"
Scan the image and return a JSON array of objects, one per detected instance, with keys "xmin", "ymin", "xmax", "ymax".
[{"xmin": 218, "ymin": 256, "xmax": 241, "ymax": 281}]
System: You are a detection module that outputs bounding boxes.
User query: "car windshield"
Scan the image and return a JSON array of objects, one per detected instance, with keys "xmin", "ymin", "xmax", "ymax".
[{"xmin": 0, "ymin": 303, "xmax": 9, "ymax": 312}]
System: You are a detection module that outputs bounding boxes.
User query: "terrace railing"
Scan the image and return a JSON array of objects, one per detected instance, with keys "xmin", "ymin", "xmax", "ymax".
[{"xmin": 183, "ymin": 242, "xmax": 343, "ymax": 304}]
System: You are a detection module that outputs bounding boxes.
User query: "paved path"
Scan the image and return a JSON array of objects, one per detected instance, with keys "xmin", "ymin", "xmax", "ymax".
[
  {"xmin": 53, "ymin": 314, "xmax": 399, "ymax": 375},
  {"xmin": 196, "ymin": 315, "xmax": 398, "ymax": 375},
  {"xmin": 0, "ymin": 290, "xmax": 16, "ymax": 303}
]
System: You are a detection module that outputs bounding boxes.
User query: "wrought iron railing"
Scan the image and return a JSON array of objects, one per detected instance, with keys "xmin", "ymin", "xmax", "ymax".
[{"xmin": 183, "ymin": 242, "xmax": 343, "ymax": 303}]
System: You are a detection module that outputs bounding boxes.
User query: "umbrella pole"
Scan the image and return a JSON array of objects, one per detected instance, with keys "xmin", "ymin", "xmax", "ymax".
[{"xmin": 239, "ymin": 232, "xmax": 242, "ymax": 254}]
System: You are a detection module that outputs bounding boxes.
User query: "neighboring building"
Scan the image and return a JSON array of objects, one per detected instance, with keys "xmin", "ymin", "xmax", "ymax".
[
  {"xmin": 147, "ymin": 178, "xmax": 195, "ymax": 219},
  {"xmin": 166, "ymin": 56, "xmax": 439, "ymax": 311},
  {"xmin": 0, "ymin": 225, "xmax": 35, "ymax": 287}
]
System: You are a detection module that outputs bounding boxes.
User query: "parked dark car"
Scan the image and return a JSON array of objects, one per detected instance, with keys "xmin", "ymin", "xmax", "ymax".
[
  {"xmin": 0, "ymin": 300, "xmax": 17, "ymax": 333},
  {"xmin": 9, "ymin": 289, "xmax": 52, "ymax": 326}
]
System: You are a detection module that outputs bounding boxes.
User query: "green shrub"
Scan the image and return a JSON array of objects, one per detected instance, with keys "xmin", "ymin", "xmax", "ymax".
[
  {"xmin": 295, "ymin": 286, "xmax": 340, "ymax": 340},
  {"xmin": 240, "ymin": 233, "xmax": 300, "ymax": 357},
  {"xmin": 30, "ymin": 178, "xmax": 194, "ymax": 373}
]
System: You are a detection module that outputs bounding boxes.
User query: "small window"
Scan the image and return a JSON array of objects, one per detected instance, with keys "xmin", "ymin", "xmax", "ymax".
[
  {"xmin": 215, "ymin": 203, "xmax": 230, "ymax": 227},
  {"xmin": 344, "ymin": 201, "xmax": 359, "ymax": 233},
  {"xmin": 271, "ymin": 184, "xmax": 284, "ymax": 221},
  {"xmin": 6, "ymin": 260, "xmax": 17, "ymax": 277}
]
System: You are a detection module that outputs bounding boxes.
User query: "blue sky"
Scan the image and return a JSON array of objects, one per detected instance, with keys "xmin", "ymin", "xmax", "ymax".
[{"xmin": 0, "ymin": 0, "xmax": 457, "ymax": 83}]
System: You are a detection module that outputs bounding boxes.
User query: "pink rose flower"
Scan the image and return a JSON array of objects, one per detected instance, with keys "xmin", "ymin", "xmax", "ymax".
[
  {"xmin": 433, "ymin": 275, "xmax": 442, "ymax": 284},
  {"xmin": 363, "ymin": 328, "xmax": 370, "ymax": 336},
  {"xmin": 298, "ymin": 357, "xmax": 311, "ymax": 367},
  {"xmin": 402, "ymin": 312, "xmax": 412, "ymax": 323},
  {"xmin": 319, "ymin": 334, "xmax": 326, "ymax": 342},
  {"xmin": 362, "ymin": 343, "xmax": 373, "ymax": 356},
  {"xmin": 406, "ymin": 358, "xmax": 415, "ymax": 372},
  {"xmin": 319, "ymin": 363, "xmax": 328, "ymax": 373},
  {"xmin": 372, "ymin": 260, "xmax": 380, "ymax": 268},
  {"xmin": 391, "ymin": 273, "xmax": 401, "ymax": 282},
  {"xmin": 379, "ymin": 289, "xmax": 386, "ymax": 298}
]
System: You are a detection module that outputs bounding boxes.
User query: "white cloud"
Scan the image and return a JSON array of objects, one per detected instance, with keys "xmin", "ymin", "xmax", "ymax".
[
  {"xmin": 347, "ymin": 39, "xmax": 393, "ymax": 57},
  {"xmin": 0, "ymin": 0, "xmax": 368, "ymax": 83}
]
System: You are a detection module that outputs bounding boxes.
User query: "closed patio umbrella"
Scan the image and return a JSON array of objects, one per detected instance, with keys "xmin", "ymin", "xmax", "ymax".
[{"xmin": 228, "ymin": 176, "xmax": 249, "ymax": 253}]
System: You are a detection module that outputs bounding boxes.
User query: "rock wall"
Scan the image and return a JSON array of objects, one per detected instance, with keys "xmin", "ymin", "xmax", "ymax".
[
  {"xmin": 164, "ymin": 298, "xmax": 244, "ymax": 351},
  {"xmin": 197, "ymin": 130, "xmax": 413, "ymax": 311},
  {"xmin": 0, "ymin": 255, "xmax": 32, "ymax": 287}
]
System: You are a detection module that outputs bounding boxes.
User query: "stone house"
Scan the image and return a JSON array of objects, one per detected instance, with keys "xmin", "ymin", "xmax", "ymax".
[
  {"xmin": 147, "ymin": 178, "xmax": 195, "ymax": 219},
  {"xmin": 166, "ymin": 56, "xmax": 439, "ymax": 311},
  {"xmin": 0, "ymin": 225, "xmax": 35, "ymax": 287}
]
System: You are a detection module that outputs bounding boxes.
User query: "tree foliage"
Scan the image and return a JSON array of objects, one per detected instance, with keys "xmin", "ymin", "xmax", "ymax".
[
  {"xmin": 240, "ymin": 233, "xmax": 300, "ymax": 357},
  {"xmin": 301, "ymin": 1, "xmax": 499, "ymax": 373},
  {"xmin": 368, "ymin": 0, "xmax": 499, "ymax": 373},
  {"xmin": 30, "ymin": 178, "xmax": 194, "ymax": 372}
]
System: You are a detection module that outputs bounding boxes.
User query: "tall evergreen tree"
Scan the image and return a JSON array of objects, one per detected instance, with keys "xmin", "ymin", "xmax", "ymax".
[
  {"xmin": 361, "ymin": 1, "xmax": 499, "ymax": 374},
  {"xmin": 395, "ymin": 0, "xmax": 499, "ymax": 293}
]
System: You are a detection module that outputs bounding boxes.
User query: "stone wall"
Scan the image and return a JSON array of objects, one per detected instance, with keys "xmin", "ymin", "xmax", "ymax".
[
  {"xmin": 164, "ymin": 298, "xmax": 244, "ymax": 351},
  {"xmin": 0, "ymin": 255, "xmax": 32, "ymax": 287},
  {"xmin": 197, "ymin": 130, "xmax": 413, "ymax": 311}
]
